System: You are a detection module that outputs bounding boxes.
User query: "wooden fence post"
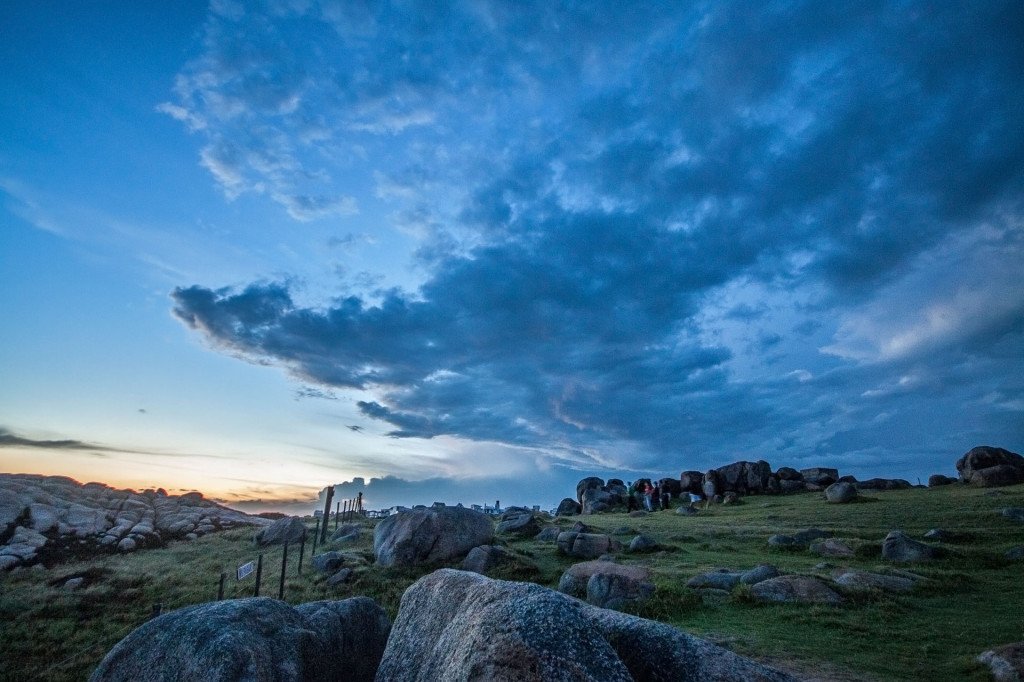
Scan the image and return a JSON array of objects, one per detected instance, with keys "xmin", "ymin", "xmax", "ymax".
[
  {"xmin": 217, "ymin": 572, "xmax": 226, "ymax": 600},
  {"xmin": 298, "ymin": 535, "xmax": 305, "ymax": 575},
  {"xmin": 312, "ymin": 518, "xmax": 320, "ymax": 555},
  {"xmin": 320, "ymin": 487, "xmax": 334, "ymax": 544},
  {"xmin": 253, "ymin": 554, "xmax": 263, "ymax": 597},
  {"xmin": 278, "ymin": 542, "xmax": 288, "ymax": 600}
]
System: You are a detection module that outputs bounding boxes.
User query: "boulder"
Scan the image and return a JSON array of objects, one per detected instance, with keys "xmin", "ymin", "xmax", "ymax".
[
  {"xmin": 576, "ymin": 477, "xmax": 605, "ymax": 504},
  {"xmin": 376, "ymin": 569, "xmax": 794, "ymax": 682},
  {"xmin": 495, "ymin": 513, "xmax": 540, "ymax": 537},
  {"xmin": 657, "ymin": 478, "xmax": 683, "ymax": 497},
  {"xmin": 956, "ymin": 446, "xmax": 1024, "ymax": 483},
  {"xmin": 312, "ymin": 551, "xmax": 349, "ymax": 574},
  {"xmin": 792, "ymin": 528, "xmax": 833, "ymax": 545},
  {"xmin": 587, "ymin": 571, "xmax": 655, "ymax": 610},
  {"xmin": 556, "ymin": 531, "xmax": 621, "ymax": 559},
  {"xmin": 881, "ymin": 530, "xmax": 942, "ymax": 562},
  {"xmin": 800, "ymin": 468, "xmax": 839, "ymax": 486},
  {"xmin": 558, "ymin": 560, "xmax": 653, "ymax": 599},
  {"xmin": 824, "ymin": 482, "xmax": 858, "ymax": 503},
  {"xmin": 581, "ymin": 488, "xmax": 615, "ymax": 515},
  {"xmin": 326, "ymin": 568, "xmax": 353, "ymax": 586},
  {"xmin": 462, "ymin": 545, "xmax": 519, "ymax": 575},
  {"xmin": 740, "ymin": 564, "xmax": 781, "ymax": 585},
  {"xmin": 679, "ymin": 471, "xmax": 704, "ymax": 493},
  {"xmin": 373, "ymin": 506, "xmax": 493, "ymax": 567},
  {"xmin": 556, "ymin": 498, "xmax": 581, "ymax": 516},
  {"xmin": 1005, "ymin": 546, "xmax": 1024, "ymax": 560},
  {"xmin": 90, "ymin": 596, "xmax": 390, "ymax": 682},
  {"xmin": 779, "ymin": 479, "xmax": 807, "ymax": 494},
  {"xmin": 535, "ymin": 526, "xmax": 562, "ymax": 541},
  {"xmin": 1004, "ymin": 508, "xmax": 1024, "ymax": 523},
  {"xmin": 628, "ymin": 534, "xmax": 659, "ymax": 553},
  {"xmin": 330, "ymin": 523, "xmax": 362, "ymax": 541},
  {"xmin": 977, "ymin": 642, "xmax": 1024, "ymax": 682},
  {"xmin": 767, "ymin": 534, "xmax": 798, "ymax": 548},
  {"xmin": 722, "ymin": 491, "xmax": 740, "ymax": 505},
  {"xmin": 927, "ymin": 474, "xmax": 956, "ymax": 487},
  {"xmin": 970, "ymin": 465, "xmax": 1024, "ymax": 487},
  {"xmin": 750, "ymin": 575, "xmax": 843, "ymax": 604},
  {"xmin": 686, "ymin": 569, "xmax": 742, "ymax": 591},
  {"xmin": 833, "ymin": 570, "xmax": 915, "ymax": 593},
  {"xmin": 809, "ymin": 539, "xmax": 854, "ymax": 558},
  {"xmin": 775, "ymin": 467, "xmax": 803, "ymax": 481},
  {"xmin": 254, "ymin": 517, "xmax": 307, "ymax": 547},
  {"xmin": 676, "ymin": 505, "xmax": 699, "ymax": 516},
  {"xmin": 711, "ymin": 460, "xmax": 772, "ymax": 495}
]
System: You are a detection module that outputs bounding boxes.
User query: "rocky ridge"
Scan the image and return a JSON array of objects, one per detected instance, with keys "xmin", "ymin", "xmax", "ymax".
[{"xmin": 0, "ymin": 473, "xmax": 270, "ymax": 570}]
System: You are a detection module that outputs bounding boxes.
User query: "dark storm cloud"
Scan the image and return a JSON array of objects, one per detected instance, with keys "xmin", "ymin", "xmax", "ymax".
[
  {"xmin": 0, "ymin": 427, "xmax": 108, "ymax": 451},
  {"xmin": 169, "ymin": 2, "xmax": 1024, "ymax": 475}
]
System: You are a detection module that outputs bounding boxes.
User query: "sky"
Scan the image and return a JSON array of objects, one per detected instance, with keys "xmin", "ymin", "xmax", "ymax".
[{"xmin": 1, "ymin": 1, "xmax": 1022, "ymax": 514}]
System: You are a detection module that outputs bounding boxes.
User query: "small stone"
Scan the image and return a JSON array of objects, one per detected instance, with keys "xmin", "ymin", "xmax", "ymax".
[{"xmin": 64, "ymin": 577, "xmax": 85, "ymax": 590}]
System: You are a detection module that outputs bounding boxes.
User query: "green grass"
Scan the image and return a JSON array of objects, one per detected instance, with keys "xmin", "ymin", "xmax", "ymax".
[{"xmin": 1, "ymin": 484, "xmax": 1023, "ymax": 680}]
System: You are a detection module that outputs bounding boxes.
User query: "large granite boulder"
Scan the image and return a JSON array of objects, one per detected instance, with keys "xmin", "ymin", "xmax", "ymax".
[
  {"xmin": 928, "ymin": 474, "xmax": 956, "ymax": 487},
  {"xmin": 576, "ymin": 477, "xmax": 605, "ymax": 504},
  {"xmin": 708, "ymin": 460, "xmax": 773, "ymax": 496},
  {"xmin": 375, "ymin": 569, "xmax": 794, "ymax": 681},
  {"xmin": 679, "ymin": 471, "xmax": 704, "ymax": 493},
  {"xmin": 90, "ymin": 596, "xmax": 390, "ymax": 681},
  {"xmin": 800, "ymin": 468, "xmax": 839, "ymax": 486},
  {"xmin": 254, "ymin": 517, "xmax": 307, "ymax": 547},
  {"xmin": 956, "ymin": 446, "xmax": 1024, "ymax": 486},
  {"xmin": 373, "ymin": 506, "xmax": 493, "ymax": 567},
  {"xmin": 495, "ymin": 512, "xmax": 540, "ymax": 537},
  {"xmin": 824, "ymin": 482, "xmax": 858, "ymax": 504},
  {"xmin": 556, "ymin": 531, "xmax": 621, "ymax": 559},
  {"xmin": 556, "ymin": 498, "xmax": 581, "ymax": 516}
]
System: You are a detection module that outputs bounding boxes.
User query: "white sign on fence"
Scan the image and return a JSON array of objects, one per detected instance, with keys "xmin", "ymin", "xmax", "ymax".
[{"xmin": 237, "ymin": 561, "xmax": 255, "ymax": 580}]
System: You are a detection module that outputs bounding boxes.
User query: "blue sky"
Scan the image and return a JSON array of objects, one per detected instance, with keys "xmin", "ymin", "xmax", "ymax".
[{"xmin": 1, "ymin": 1, "xmax": 1022, "ymax": 513}]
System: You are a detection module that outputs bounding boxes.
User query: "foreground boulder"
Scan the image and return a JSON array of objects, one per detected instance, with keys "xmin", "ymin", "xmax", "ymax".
[
  {"xmin": 374, "ymin": 506, "xmax": 493, "ymax": 567},
  {"xmin": 91, "ymin": 596, "xmax": 390, "ymax": 682},
  {"xmin": 824, "ymin": 482, "xmax": 857, "ymax": 503},
  {"xmin": 376, "ymin": 569, "xmax": 794, "ymax": 681},
  {"xmin": 956, "ymin": 446, "xmax": 1024, "ymax": 487}
]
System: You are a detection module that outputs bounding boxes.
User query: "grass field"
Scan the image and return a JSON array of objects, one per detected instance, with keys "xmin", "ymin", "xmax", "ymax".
[{"xmin": 1, "ymin": 483, "xmax": 1022, "ymax": 681}]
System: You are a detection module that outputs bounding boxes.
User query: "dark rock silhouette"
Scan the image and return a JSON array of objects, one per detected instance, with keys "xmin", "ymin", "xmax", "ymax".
[{"xmin": 90, "ymin": 596, "xmax": 390, "ymax": 682}]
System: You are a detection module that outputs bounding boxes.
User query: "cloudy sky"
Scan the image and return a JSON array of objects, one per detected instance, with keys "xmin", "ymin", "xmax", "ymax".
[{"xmin": 2, "ymin": 1, "xmax": 1022, "ymax": 512}]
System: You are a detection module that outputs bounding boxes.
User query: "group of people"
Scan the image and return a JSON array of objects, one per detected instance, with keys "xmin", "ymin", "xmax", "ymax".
[{"xmin": 624, "ymin": 480, "xmax": 701, "ymax": 512}]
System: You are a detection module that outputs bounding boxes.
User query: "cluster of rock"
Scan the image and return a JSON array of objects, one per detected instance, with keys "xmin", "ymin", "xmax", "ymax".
[
  {"xmin": 954, "ymin": 446, "xmax": 1024, "ymax": 487},
  {"xmin": 0, "ymin": 474, "xmax": 269, "ymax": 571},
  {"xmin": 92, "ymin": 569, "xmax": 795, "ymax": 681}
]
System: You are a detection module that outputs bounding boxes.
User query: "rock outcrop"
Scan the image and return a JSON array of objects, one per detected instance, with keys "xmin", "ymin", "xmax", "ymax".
[
  {"xmin": 373, "ymin": 506, "xmax": 493, "ymax": 567},
  {"xmin": 0, "ymin": 474, "xmax": 269, "ymax": 570},
  {"xmin": 90, "ymin": 596, "xmax": 390, "ymax": 682},
  {"xmin": 375, "ymin": 569, "xmax": 794, "ymax": 681},
  {"xmin": 956, "ymin": 446, "xmax": 1024, "ymax": 487}
]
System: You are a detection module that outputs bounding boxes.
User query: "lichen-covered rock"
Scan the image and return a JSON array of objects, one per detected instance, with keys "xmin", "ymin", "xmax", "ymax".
[
  {"xmin": 587, "ymin": 571, "xmax": 655, "ymax": 610},
  {"xmin": 556, "ymin": 531, "xmax": 621, "ymax": 559},
  {"xmin": 751, "ymin": 575, "xmax": 843, "ymax": 604},
  {"xmin": 373, "ymin": 506, "xmax": 493, "ymax": 567},
  {"xmin": 375, "ymin": 569, "xmax": 794, "ymax": 681},
  {"xmin": 558, "ymin": 560, "xmax": 652, "ymax": 599},
  {"xmin": 90, "ymin": 596, "xmax": 390, "ymax": 682},
  {"xmin": 535, "ymin": 526, "xmax": 561, "ymax": 541},
  {"xmin": 881, "ymin": 530, "xmax": 943, "ymax": 562}
]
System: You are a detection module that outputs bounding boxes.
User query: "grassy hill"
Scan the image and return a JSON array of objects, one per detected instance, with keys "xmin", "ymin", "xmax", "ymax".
[{"xmin": 2, "ymin": 483, "xmax": 1022, "ymax": 680}]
